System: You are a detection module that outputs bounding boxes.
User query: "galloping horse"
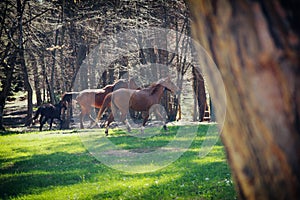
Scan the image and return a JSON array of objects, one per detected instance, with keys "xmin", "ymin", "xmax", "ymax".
[
  {"xmin": 96, "ymin": 77, "xmax": 179, "ymax": 135},
  {"xmin": 32, "ymin": 101, "xmax": 67, "ymax": 131},
  {"xmin": 75, "ymin": 78, "xmax": 138, "ymax": 128}
]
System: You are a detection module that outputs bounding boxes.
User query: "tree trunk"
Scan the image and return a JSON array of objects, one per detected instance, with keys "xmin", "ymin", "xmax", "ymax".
[
  {"xmin": 209, "ymin": 98, "xmax": 216, "ymax": 122},
  {"xmin": 17, "ymin": 0, "xmax": 33, "ymax": 126},
  {"xmin": 0, "ymin": 61, "xmax": 14, "ymax": 131},
  {"xmin": 187, "ymin": 0, "xmax": 300, "ymax": 199},
  {"xmin": 192, "ymin": 66, "xmax": 206, "ymax": 122},
  {"xmin": 59, "ymin": 0, "xmax": 67, "ymax": 93},
  {"xmin": 40, "ymin": 54, "xmax": 48, "ymax": 102},
  {"xmin": 31, "ymin": 54, "xmax": 42, "ymax": 106},
  {"xmin": 49, "ymin": 22, "xmax": 59, "ymax": 104}
]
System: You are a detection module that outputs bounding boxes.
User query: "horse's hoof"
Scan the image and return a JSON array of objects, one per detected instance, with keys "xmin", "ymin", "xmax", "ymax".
[{"xmin": 163, "ymin": 125, "xmax": 168, "ymax": 131}]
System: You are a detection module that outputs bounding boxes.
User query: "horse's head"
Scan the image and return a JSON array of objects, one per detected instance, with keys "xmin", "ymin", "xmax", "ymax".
[{"xmin": 158, "ymin": 77, "xmax": 179, "ymax": 94}]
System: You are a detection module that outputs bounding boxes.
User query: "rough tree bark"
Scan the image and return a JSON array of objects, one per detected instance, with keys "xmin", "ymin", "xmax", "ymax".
[{"xmin": 187, "ymin": 0, "xmax": 300, "ymax": 199}]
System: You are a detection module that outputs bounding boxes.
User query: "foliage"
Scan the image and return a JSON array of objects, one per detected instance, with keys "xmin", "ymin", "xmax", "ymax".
[
  {"xmin": 0, "ymin": 125, "xmax": 236, "ymax": 199},
  {"xmin": 1, "ymin": 0, "xmax": 205, "ymax": 129},
  {"xmin": 0, "ymin": 0, "xmax": 190, "ymax": 99}
]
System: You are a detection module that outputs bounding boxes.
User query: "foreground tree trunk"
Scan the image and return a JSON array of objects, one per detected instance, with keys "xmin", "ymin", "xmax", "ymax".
[{"xmin": 187, "ymin": 0, "xmax": 300, "ymax": 199}]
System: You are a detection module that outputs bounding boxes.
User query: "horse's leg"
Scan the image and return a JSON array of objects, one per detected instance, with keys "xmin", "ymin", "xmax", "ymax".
[
  {"xmin": 142, "ymin": 111, "xmax": 149, "ymax": 127},
  {"xmin": 39, "ymin": 116, "xmax": 43, "ymax": 131},
  {"xmin": 82, "ymin": 106, "xmax": 97, "ymax": 128},
  {"xmin": 49, "ymin": 118, "xmax": 53, "ymax": 130},
  {"xmin": 79, "ymin": 106, "xmax": 91, "ymax": 129},
  {"xmin": 60, "ymin": 120, "xmax": 63, "ymax": 130},
  {"xmin": 88, "ymin": 112, "xmax": 98, "ymax": 128},
  {"xmin": 154, "ymin": 108, "xmax": 168, "ymax": 130},
  {"xmin": 94, "ymin": 93, "xmax": 112, "ymax": 127},
  {"xmin": 138, "ymin": 111, "xmax": 149, "ymax": 134},
  {"xmin": 88, "ymin": 114, "xmax": 96, "ymax": 125},
  {"xmin": 79, "ymin": 111, "xmax": 85, "ymax": 129},
  {"xmin": 120, "ymin": 110, "xmax": 131, "ymax": 132},
  {"xmin": 58, "ymin": 117, "xmax": 63, "ymax": 130},
  {"xmin": 40, "ymin": 116, "xmax": 48, "ymax": 131},
  {"xmin": 39, "ymin": 115, "xmax": 43, "ymax": 125},
  {"xmin": 105, "ymin": 113, "xmax": 114, "ymax": 136}
]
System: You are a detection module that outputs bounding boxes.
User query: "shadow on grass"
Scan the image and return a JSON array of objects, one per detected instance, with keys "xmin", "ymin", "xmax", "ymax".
[
  {"xmin": 90, "ymin": 159, "xmax": 235, "ymax": 199},
  {"xmin": 0, "ymin": 124, "xmax": 235, "ymax": 199},
  {"xmin": 0, "ymin": 151, "xmax": 105, "ymax": 199}
]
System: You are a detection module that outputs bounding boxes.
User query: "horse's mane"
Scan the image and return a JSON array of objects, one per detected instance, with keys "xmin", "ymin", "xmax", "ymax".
[
  {"xmin": 142, "ymin": 78, "xmax": 168, "ymax": 95},
  {"xmin": 102, "ymin": 79, "xmax": 127, "ymax": 91},
  {"xmin": 102, "ymin": 83, "xmax": 114, "ymax": 90},
  {"xmin": 143, "ymin": 83, "xmax": 162, "ymax": 95}
]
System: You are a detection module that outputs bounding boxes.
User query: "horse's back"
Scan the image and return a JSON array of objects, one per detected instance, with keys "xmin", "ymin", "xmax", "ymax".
[
  {"xmin": 111, "ymin": 88, "xmax": 135, "ymax": 108},
  {"xmin": 79, "ymin": 89, "xmax": 105, "ymax": 95},
  {"xmin": 76, "ymin": 89, "xmax": 104, "ymax": 102},
  {"xmin": 113, "ymin": 88, "xmax": 136, "ymax": 97}
]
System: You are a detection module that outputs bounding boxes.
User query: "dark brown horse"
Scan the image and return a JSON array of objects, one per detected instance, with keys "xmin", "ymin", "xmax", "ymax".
[
  {"xmin": 61, "ymin": 92, "xmax": 80, "ymax": 104},
  {"xmin": 32, "ymin": 101, "xmax": 67, "ymax": 131},
  {"xmin": 96, "ymin": 77, "xmax": 179, "ymax": 135},
  {"xmin": 61, "ymin": 92, "xmax": 80, "ymax": 120},
  {"xmin": 75, "ymin": 78, "xmax": 138, "ymax": 128}
]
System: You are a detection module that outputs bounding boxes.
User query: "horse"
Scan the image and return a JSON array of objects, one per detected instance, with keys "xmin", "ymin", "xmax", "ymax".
[
  {"xmin": 61, "ymin": 91, "xmax": 80, "ymax": 122},
  {"xmin": 32, "ymin": 101, "xmax": 67, "ymax": 131},
  {"xmin": 74, "ymin": 78, "xmax": 139, "ymax": 128},
  {"xmin": 96, "ymin": 77, "xmax": 179, "ymax": 135}
]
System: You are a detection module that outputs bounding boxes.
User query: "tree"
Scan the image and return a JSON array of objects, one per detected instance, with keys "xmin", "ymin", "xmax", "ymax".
[
  {"xmin": 1, "ymin": 0, "xmax": 203, "ymax": 129},
  {"xmin": 192, "ymin": 66, "xmax": 206, "ymax": 121},
  {"xmin": 16, "ymin": 0, "xmax": 33, "ymax": 126},
  {"xmin": 187, "ymin": 0, "xmax": 300, "ymax": 199},
  {"xmin": 0, "ymin": 0, "xmax": 20, "ymax": 130}
]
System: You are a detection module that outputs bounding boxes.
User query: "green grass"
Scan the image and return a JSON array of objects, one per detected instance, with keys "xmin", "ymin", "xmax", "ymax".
[{"xmin": 0, "ymin": 125, "xmax": 236, "ymax": 200}]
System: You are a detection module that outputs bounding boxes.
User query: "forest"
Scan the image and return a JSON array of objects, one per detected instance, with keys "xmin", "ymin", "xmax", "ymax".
[
  {"xmin": 0, "ymin": 0, "xmax": 209, "ymax": 130},
  {"xmin": 1, "ymin": 0, "xmax": 300, "ymax": 199}
]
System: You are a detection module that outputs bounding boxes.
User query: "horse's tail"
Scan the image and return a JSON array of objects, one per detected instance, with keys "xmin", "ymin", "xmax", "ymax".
[
  {"xmin": 95, "ymin": 93, "xmax": 112, "ymax": 122},
  {"xmin": 61, "ymin": 92, "xmax": 79, "ymax": 103}
]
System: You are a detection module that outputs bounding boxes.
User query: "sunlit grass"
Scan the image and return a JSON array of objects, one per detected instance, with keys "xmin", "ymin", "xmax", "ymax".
[{"xmin": 0, "ymin": 124, "xmax": 236, "ymax": 199}]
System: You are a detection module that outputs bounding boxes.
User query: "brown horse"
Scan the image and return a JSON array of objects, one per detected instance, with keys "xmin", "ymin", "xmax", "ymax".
[
  {"xmin": 75, "ymin": 78, "xmax": 138, "ymax": 128},
  {"xmin": 96, "ymin": 77, "xmax": 179, "ymax": 135}
]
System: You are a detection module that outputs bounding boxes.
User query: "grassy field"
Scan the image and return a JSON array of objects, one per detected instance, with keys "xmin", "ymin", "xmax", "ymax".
[{"xmin": 0, "ymin": 124, "xmax": 236, "ymax": 200}]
